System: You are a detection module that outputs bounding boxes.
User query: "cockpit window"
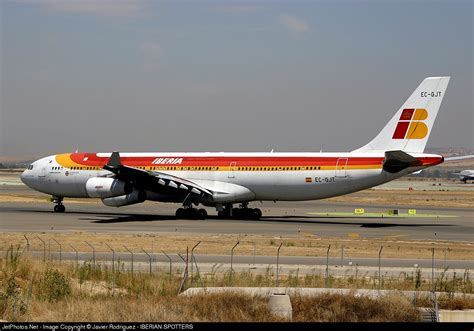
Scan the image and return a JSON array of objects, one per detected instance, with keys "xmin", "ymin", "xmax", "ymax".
[{"xmin": 28, "ymin": 165, "xmax": 34, "ymax": 170}]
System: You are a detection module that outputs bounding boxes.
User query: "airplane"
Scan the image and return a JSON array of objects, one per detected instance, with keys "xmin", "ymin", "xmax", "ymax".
[
  {"xmin": 452, "ymin": 170, "xmax": 474, "ymax": 183},
  {"xmin": 440, "ymin": 155, "xmax": 474, "ymax": 183},
  {"xmin": 21, "ymin": 76, "xmax": 450, "ymax": 220}
]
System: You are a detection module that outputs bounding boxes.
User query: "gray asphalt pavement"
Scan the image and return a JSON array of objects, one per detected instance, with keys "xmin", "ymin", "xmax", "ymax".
[{"xmin": 1, "ymin": 199, "xmax": 473, "ymax": 241}]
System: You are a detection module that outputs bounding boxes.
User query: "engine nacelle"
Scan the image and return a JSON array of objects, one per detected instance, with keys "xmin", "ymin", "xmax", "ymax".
[
  {"xmin": 101, "ymin": 190, "xmax": 146, "ymax": 207},
  {"xmin": 86, "ymin": 177, "xmax": 132, "ymax": 198}
]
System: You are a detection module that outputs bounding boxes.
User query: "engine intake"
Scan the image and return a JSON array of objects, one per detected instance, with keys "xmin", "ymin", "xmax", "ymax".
[
  {"xmin": 86, "ymin": 177, "xmax": 132, "ymax": 198},
  {"xmin": 102, "ymin": 190, "xmax": 146, "ymax": 207}
]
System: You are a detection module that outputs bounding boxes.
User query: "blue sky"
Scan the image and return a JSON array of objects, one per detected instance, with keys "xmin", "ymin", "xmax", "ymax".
[{"xmin": 1, "ymin": 0, "xmax": 472, "ymax": 157}]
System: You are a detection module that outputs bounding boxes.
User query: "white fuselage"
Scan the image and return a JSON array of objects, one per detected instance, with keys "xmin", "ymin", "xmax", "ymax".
[{"xmin": 21, "ymin": 152, "xmax": 443, "ymax": 204}]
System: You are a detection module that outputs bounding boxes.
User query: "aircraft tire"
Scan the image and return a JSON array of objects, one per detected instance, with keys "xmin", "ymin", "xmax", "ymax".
[
  {"xmin": 248, "ymin": 209, "xmax": 259, "ymax": 220},
  {"xmin": 54, "ymin": 205, "xmax": 65, "ymax": 213},
  {"xmin": 198, "ymin": 209, "xmax": 208, "ymax": 219},
  {"xmin": 176, "ymin": 208, "xmax": 185, "ymax": 219},
  {"xmin": 253, "ymin": 208, "xmax": 262, "ymax": 219},
  {"xmin": 232, "ymin": 208, "xmax": 241, "ymax": 218},
  {"xmin": 231, "ymin": 208, "xmax": 260, "ymax": 220}
]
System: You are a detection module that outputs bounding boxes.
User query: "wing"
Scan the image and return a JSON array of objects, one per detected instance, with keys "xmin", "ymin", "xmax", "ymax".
[{"xmin": 103, "ymin": 151, "xmax": 214, "ymax": 203}]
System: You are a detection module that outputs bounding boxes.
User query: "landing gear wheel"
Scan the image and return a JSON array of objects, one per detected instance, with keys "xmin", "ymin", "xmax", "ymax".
[
  {"xmin": 231, "ymin": 207, "xmax": 261, "ymax": 220},
  {"xmin": 176, "ymin": 208, "xmax": 185, "ymax": 219},
  {"xmin": 54, "ymin": 204, "xmax": 65, "ymax": 213},
  {"xmin": 198, "ymin": 209, "xmax": 208, "ymax": 219},
  {"xmin": 232, "ymin": 208, "xmax": 241, "ymax": 218},
  {"xmin": 52, "ymin": 196, "xmax": 65, "ymax": 213},
  {"xmin": 247, "ymin": 209, "xmax": 259, "ymax": 220},
  {"xmin": 217, "ymin": 204, "xmax": 233, "ymax": 219},
  {"xmin": 253, "ymin": 208, "xmax": 262, "ymax": 219},
  {"xmin": 176, "ymin": 208, "xmax": 207, "ymax": 220}
]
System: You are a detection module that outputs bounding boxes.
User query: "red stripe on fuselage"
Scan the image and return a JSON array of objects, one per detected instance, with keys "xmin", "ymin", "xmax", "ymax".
[
  {"xmin": 69, "ymin": 153, "xmax": 442, "ymax": 168},
  {"xmin": 70, "ymin": 153, "xmax": 385, "ymax": 167}
]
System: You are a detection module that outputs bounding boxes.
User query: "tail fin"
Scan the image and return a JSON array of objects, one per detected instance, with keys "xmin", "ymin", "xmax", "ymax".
[{"xmin": 352, "ymin": 77, "xmax": 450, "ymax": 153}]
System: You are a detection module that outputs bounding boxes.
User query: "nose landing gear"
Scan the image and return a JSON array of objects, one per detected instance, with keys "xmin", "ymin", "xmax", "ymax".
[{"xmin": 52, "ymin": 196, "xmax": 65, "ymax": 213}]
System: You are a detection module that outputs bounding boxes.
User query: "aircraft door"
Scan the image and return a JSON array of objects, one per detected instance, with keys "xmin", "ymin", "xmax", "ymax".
[
  {"xmin": 38, "ymin": 164, "xmax": 47, "ymax": 181},
  {"xmin": 335, "ymin": 158, "xmax": 348, "ymax": 178},
  {"xmin": 228, "ymin": 162, "xmax": 237, "ymax": 178}
]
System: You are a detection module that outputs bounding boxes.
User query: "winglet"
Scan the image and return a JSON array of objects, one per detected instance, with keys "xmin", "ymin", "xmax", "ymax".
[{"xmin": 106, "ymin": 151, "xmax": 122, "ymax": 167}]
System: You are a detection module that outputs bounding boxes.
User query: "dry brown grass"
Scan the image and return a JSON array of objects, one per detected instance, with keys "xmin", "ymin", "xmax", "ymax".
[
  {"xmin": 25, "ymin": 292, "xmax": 424, "ymax": 322},
  {"xmin": 291, "ymin": 293, "xmax": 421, "ymax": 322},
  {"xmin": 26, "ymin": 294, "xmax": 279, "ymax": 322},
  {"xmin": 1, "ymin": 252, "xmax": 473, "ymax": 322},
  {"xmin": 413, "ymin": 293, "xmax": 474, "ymax": 310}
]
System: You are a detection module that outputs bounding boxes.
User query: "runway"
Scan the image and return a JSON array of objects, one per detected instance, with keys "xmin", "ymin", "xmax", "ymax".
[{"xmin": 1, "ymin": 199, "xmax": 473, "ymax": 241}]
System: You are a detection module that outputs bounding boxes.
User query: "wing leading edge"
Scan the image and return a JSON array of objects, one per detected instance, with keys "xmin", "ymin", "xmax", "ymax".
[{"xmin": 103, "ymin": 151, "xmax": 214, "ymax": 203}]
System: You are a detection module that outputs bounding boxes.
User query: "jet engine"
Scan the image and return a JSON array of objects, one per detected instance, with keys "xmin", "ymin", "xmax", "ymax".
[
  {"xmin": 86, "ymin": 177, "xmax": 132, "ymax": 198},
  {"xmin": 101, "ymin": 190, "xmax": 146, "ymax": 207}
]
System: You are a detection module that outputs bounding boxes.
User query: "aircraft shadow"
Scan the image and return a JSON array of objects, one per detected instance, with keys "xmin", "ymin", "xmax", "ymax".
[
  {"xmin": 88, "ymin": 215, "xmax": 455, "ymax": 228},
  {"xmin": 9, "ymin": 208, "xmax": 456, "ymax": 228},
  {"xmin": 87, "ymin": 214, "xmax": 173, "ymax": 223},
  {"xmin": 260, "ymin": 216, "xmax": 456, "ymax": 228},
  {"xmin": 10, "ymin": 208, "xmax": 174, "ymax": 223},
  {"xmin": 257, "ymin": 217, "xmax": 455, "ymax": 228}
]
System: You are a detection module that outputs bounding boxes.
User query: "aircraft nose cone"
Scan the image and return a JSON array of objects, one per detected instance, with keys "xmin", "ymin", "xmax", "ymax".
[
  {"xmin": 20, "ymin": 169, "xmax": 33, "ymax": 188},
  {"xmin": 20, "ymin": 170, "xmax": 27, "ymax": 184}
]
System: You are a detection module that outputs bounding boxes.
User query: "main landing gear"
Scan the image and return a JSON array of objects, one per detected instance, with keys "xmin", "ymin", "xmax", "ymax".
[
  {"xmin": 52, "ymin": 196, "xmax": 66, "ymax": 213},
  {"xmin": 175, "ymin": 203, "xmax": 263, "ymax": 220},
  {"xmin": 217, "ymin": 203, "xmax": 262, "ymax": 220},
  {"xmin": 175, "ymin": 207, "xmax": 208, "ymax": 220}
]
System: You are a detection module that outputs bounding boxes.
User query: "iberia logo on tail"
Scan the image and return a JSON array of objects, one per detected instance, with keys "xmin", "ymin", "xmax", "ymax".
[{"xmin": 392, "ymin": 108, "xmax": 428, "ymax": 139}]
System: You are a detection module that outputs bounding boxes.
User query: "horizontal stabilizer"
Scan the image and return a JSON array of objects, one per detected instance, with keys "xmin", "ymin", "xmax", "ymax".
[{"xmin": 383, "ymin": 150, "xmax": 422, "ymax": 173}]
